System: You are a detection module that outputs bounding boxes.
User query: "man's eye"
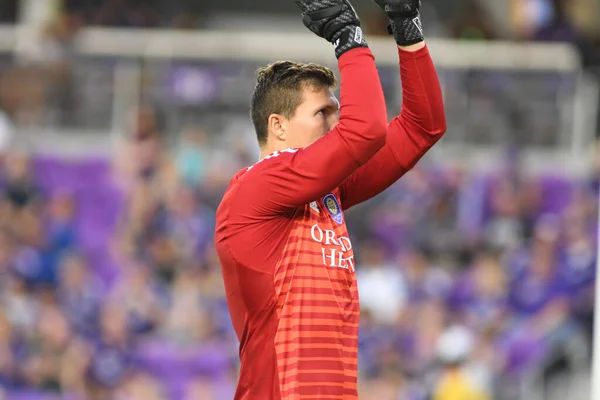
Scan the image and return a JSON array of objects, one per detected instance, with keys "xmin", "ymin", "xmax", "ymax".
[{"xmin": 317, "ymin": 109, "xmax": 325, "ymax": 116}]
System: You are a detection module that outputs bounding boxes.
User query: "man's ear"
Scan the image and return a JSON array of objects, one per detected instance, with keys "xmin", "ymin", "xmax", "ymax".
[{"xmin": 267, "ymin": 114, "xmax": 287, "ymax": 142}]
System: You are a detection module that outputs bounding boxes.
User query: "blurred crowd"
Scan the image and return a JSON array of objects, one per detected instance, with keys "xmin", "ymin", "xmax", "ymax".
[
  {"xmin": 0, "ymin": 107, "xmax": 239, "ymax": 399},
  {"xmin": 355, "ymin": 152, "xmax": 596, "ymax": 399},
  {"xmin": 0, "ymin": 104, "xmax": 597, "ymax": 399}
]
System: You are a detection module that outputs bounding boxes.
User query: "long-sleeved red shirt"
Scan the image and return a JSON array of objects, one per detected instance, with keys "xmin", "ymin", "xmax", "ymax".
[{"xmin": 215, "ymin": 45, "xmax": 445, "ymax": 400}]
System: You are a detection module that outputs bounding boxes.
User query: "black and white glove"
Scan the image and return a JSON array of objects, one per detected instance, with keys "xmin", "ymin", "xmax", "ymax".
[
  {"xmin": 295, "ymin": 0, "xmax": 368, "ymax": 58},
  {"xmin": 372, "ymin": 0, "xmax": 424, "ymax": 46}
]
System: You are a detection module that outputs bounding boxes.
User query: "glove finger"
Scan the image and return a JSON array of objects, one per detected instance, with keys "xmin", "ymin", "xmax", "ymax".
[
  {"xmin": 305, "ymin": 4, "xmax": 344, "ymax": 21},
  {"xmin": 301, "ymin": 13, "xmax": 319, "ymax": 33},
  {"xmin": 342, "ymin": 0, "xmax": 359, "ymax": 17}
]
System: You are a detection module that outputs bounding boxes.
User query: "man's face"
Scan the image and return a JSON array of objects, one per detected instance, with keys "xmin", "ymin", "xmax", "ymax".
[{"xmin": 283, "ymin": 85, "xmax": 340, "ymax": 149}]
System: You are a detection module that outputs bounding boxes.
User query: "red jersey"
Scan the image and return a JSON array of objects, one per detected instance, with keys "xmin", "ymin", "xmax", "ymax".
[{"xmin": 215, "ymin": 46, "xmax": 446, "ymax": 400}]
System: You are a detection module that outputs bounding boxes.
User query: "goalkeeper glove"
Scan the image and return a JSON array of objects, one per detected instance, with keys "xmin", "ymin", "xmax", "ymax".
[
  {"xmin": 295, "ymin": 0, "xmax": 368, "ymax": 59},
  {"xmin": 372, "ymin": 0, "xmax": 424, "ymax": 46}
]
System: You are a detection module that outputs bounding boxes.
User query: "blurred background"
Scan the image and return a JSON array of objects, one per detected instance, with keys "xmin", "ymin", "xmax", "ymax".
[{"xmin": 0, "ymin": 0, "xmax": 598, "ymax": 399}]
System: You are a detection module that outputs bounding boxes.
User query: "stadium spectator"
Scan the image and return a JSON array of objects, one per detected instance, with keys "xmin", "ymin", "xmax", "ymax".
[
  {"xmin": 448, "ymin": 0, "xmax": 498, "ymax": 40},
  {"xmin": 432, "ymin": 325, "xmax": 492, "ymax": 400},
  {"xmin": 532, "ymin": 0, "xmax": 581, "ymax": 42},
  {"xmin": 357, "ymin": 241, "xmax": 408, "ymax": 325}
]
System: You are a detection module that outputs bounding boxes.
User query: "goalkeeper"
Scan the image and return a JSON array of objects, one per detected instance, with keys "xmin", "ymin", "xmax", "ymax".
[{"xmin": 215, "ymin": 0, "xmax": 446, "ymax": 398}]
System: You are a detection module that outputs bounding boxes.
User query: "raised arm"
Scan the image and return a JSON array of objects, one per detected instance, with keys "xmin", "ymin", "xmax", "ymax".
[{"xmin": 340, "ymin": 0, "xmax": 446, "ymax": 210}]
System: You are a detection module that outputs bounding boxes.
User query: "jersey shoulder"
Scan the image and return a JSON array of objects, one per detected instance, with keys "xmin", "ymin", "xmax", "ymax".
[
  {"xmin": 244, "ymin": 148, "xmax": 299, "ymax": 177},
  {"xmin": 223, "ymin": 148, "xmax": 300, "ymax": 190},
  {"xmin": 217, "ymin": 148, "xmax": 301, "ymax": 218}
]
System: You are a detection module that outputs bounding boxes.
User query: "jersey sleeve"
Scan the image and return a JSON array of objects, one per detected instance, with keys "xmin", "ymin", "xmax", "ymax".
[
  {"xmin": 340, "ymin": 44, "xmax": 446, "ymax": 210},
  {"xmin": 235, "ymin": 47, "xmax": 388, "ymax": 215}
]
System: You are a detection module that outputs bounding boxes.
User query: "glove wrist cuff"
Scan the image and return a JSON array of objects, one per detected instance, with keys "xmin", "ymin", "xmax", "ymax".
[{"xmin": 334, "ymin": 25, "xmax": 369, "ymax": 58}]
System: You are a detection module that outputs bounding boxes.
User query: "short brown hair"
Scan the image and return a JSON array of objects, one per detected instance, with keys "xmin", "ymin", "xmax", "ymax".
[{"xmin": 250, "ymin": 61, "xmax": 337, "ymax": 146}]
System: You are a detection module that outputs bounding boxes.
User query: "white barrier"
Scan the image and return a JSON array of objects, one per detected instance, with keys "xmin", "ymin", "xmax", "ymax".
[{"xmin": 0, "ymin": 24, "xmax": 582, "ymax": 70}]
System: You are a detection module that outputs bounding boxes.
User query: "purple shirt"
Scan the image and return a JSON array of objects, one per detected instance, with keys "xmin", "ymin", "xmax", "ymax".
[{"xmin": 509, "ymin": 268, "xmax": 566, "ymax": 316}]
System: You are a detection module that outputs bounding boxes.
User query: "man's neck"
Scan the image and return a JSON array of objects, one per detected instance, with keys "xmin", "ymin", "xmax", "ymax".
[{"xmin": 259, "ymin": 143, "xmax": 289, "ymax": 160}]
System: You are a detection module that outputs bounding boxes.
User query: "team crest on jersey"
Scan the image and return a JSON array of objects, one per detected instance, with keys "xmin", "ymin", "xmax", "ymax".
[
  {"xmin": 323, "ymin": 194, "xmax": 343, "ymax": 224},
  {"xmin": 309, "ymin": 201, "xmax": 320, "ymax": 214}
]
